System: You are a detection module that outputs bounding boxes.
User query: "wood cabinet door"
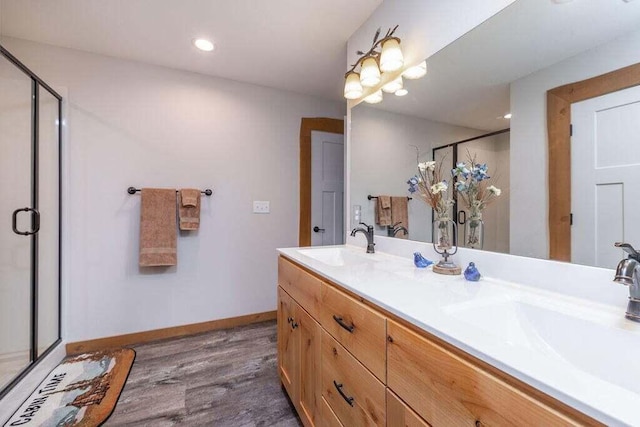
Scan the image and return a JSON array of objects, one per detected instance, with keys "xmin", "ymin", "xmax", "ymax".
[
  {"xmin": 387, "ymin": 320, "xmax": 580, "ymax": 427},
  {"xmin": 278, "ymin": 287, "xmax": 299, "ymax": 401},
  {"xmin": 297, "ymin": 304, "xmax": 322, "ymax": 427}
]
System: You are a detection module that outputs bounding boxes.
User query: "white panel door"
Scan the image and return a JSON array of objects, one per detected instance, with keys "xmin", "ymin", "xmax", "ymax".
[
  {"xmin": 311, "ymin": 131, "xmax": 344, "ymax": 246},
  {"xmin": 571, "ymin": 86, "xmax": 640, "ymax": 268}
]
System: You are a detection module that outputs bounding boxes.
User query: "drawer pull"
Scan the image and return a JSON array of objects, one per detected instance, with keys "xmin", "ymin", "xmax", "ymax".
[
  {"xmin": 333, "ymin": 315, "xmax": 355, "ymax": 333},
  {"xmin": 287, "ymin": 316, "xmax": 293, "ymax": 323},
  {"xmin": 291, "ymin": 321, "xmax": 299, "ymax": 329},
  {"xmin": 333, "ymin": 380, "xmax": 354, "ymax": 407}
]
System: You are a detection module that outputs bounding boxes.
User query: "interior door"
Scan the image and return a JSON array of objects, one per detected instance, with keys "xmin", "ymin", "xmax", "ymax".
[
  {"xmin": 311, "ymin": 131, "xmax": 344, "ymax": 246},
  {"xmin": 571, "ymin": 86, "xmax": 640, "ymax": 268},
  {"xmin": 0, "ymin": 54, "xmax": 34, "ymax": 390}
]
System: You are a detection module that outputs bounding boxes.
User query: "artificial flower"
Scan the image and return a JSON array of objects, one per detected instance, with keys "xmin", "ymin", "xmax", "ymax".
[{"xmin": 487, "ymin": 185, "xmax": 502, "ymax": 196}]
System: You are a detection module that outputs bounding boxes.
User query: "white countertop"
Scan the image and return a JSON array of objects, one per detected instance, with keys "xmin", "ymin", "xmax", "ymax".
[{"xmin": 278, "ymin": 244, "xmax": 640, "ymax": 426}]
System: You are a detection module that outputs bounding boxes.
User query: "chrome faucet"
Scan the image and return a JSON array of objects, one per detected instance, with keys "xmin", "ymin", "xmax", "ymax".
[
  {"xmin": 387, "ymin": 221, "xmax": 408, "ymax": 238},
  {"xmin": 351, "ymin": 222, "xmax": 375, "ymax": 253},
  {"xmin": 613, "ymin": 242, "xmax": 640, "ymax": 322}
]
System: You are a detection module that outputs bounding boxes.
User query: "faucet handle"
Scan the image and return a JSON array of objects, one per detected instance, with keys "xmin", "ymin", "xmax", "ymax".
[{"xmin": 615, "ymin": 242, "xmax": 640, "ymax": 261}]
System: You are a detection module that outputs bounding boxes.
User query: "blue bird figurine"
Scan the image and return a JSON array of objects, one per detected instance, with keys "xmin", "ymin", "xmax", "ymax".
[
  {"xmin": 413, "ymin": 252, "xmax": 433, "ymax": 268},
  {"xmin": 464, "ymin": 262, "xmax": 481, "ymax": 281}
]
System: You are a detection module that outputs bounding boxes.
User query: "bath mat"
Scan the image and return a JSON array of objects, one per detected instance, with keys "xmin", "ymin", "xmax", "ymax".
[{"xmin": 4, "ymin": 348, "xmax": 135, "ymax": 427}]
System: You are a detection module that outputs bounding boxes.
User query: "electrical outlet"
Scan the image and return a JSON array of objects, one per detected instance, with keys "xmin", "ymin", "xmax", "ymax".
[{"xmin": 253, "ymin": 201, "xmax": 270, "ymax": 214}]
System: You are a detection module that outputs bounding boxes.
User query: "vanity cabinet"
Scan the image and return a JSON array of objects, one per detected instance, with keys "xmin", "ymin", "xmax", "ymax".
[
  {"xmin": 277, "ymin": 281, "xmax": 322, "ymax": 426},
  {"xmin": 277, "ymin": 256, "xmax": 600, "ymax": 427}
]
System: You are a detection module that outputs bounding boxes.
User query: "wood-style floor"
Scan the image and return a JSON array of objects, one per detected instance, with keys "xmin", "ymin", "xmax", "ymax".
[{"xmin": 106, "ymin": 320, "xmax": 302, "ymax": 426}]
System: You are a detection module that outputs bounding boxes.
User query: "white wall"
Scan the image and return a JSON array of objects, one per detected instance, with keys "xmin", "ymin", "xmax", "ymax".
[
  {"xmin": 347, "ymin": 0, "xmax": 515, "ymax": 72},
  {"xmin": 350, "ymin": 105, "xmax": 481, "ymax": 242},
  {"xmin": 510, "ymin": 28, "xmax": 640, "ymax": 259},
  {"xmin": 0, "ymin": 37, "xmax": 344, "ymax": 342}
]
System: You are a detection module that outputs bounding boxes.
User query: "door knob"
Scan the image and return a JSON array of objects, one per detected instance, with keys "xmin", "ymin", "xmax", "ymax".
[{"xmin": 313, "ymin": 226, "xmax": 325, "ymax": 233}]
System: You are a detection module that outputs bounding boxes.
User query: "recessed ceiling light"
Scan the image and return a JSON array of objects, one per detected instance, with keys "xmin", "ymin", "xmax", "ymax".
[
  {"xmin": 193, "ymin": 38, "xmax": 215, "ymax": 52},
  {"xmin": 551, "ymin": 0, "xmax": 573, "ymax": 3},
  {"xmin": 395, "ymin": 89, "xmax": 408, "ymax": 96},
  {"xmin": 503, "ymin": 113, "xmax": 512, "ymax": 119}
]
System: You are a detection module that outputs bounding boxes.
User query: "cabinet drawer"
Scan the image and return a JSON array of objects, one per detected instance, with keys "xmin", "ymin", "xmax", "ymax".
[
  {"xmin": 321, "ymin": 396, "xmax": 344, "ymax": 427},
  {"xmin": 320, "ymin": 283, "xmax": 386, "ymax": 381},
  {"xmin": 278, "ymin": 256, "xmax": 322, "ymax": 318},
  {"xmin": 387, "ymin": 321, "xmax": 582, "ymax": 427},
  {"xmin": 387, "ymin": 389, "xmax": 430, "ymax": 427},
  {"xmin": 322, "ymin": 331, "xmax": 385, "ymax": 427}
]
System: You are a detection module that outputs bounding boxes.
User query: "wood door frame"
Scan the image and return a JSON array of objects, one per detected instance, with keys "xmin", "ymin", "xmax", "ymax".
[
  {"xmin": 299, "ymin": 118, "xmax": 344, "ymax": 246},
  {"xmin": 547, "ymin": 62, "xmax": 640, "ymax": 261}
]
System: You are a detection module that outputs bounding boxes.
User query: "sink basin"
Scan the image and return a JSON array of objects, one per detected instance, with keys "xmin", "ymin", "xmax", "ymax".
[
  {"xmin": 297, "ymin": 247, "xmax": 378, "ymax": 267},
  {"xmin": 444, "ymin": 297, "xmax": 640, "ymax": 394}
]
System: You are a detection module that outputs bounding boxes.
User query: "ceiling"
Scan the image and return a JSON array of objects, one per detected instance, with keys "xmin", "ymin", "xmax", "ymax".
[
  {"xmin": 0, "ymin": 0, "xmax": 382, "ymax": 100},
  {"xmin": 367, "ymin": 0, "xmax": 640, "ymax": 131}
]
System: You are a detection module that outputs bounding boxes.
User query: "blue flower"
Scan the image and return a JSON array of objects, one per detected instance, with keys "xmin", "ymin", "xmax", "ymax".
[
  {"xmin": 407, "ymin": 175, "xmax": 419, "ymax": 193},
  {"xmin": 455, "ymin": 182, "xmax": 467, "ymax": 192},
  {"xmin": 452, "ymin": 162, "xmax": 470, "ymax": 178}
]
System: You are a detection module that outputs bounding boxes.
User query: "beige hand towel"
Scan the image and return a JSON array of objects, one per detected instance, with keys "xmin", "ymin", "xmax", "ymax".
[
  {"xmin": 179, "ymin": 189, "xmax": 201, "ymax": 231},
  {"xmin": 375, "ymin": 195, "xmax": 392, "ymax": 226},
  {"xmin": 139, "ymin": 188, "xmax": 177, "ymax": 267},
  {"xmin": 391, "ymin": 196, "xmax": 409, "ymax": 239}
]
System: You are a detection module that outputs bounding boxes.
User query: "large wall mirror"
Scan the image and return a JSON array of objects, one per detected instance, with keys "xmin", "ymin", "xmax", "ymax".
[{"xmin": 349, "ymin": 0, "xmax": 640, "ymax": 268}]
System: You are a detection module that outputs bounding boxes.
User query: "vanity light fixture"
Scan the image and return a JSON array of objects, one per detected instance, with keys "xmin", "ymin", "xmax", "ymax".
[
  {"xmin": 363, "ymin": 89, "xmax": 383, "ymax": 104},
  {"xmin": 193, "ymin": 38, "xmax": 215, "ymax": 52},
  {"xmin": 402, "ymin": 61, "xmax": 427, "ymax": 79},
  {"xmin": 344, "ymin": 26, "xmax": 403, "ymax": 97},
  {"xmin": 344, "ymin": 71, "xmax": 364, "ymax": 99},
  {"xmin": 395, "ymin": 88, "xmax": 408, "ymax": 97}
]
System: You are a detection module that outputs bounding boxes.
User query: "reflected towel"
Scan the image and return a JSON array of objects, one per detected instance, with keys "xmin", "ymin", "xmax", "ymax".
[
  {"xmin": 179, "ymin": 189, "xmax": 201, "ymax": 231},
  {"xmin": 375, "ymin": 195, "xmax": 392, "ymax": 226},
  {"xmin": 139, "ymin": 188, "xmax": 177, "ymax": 266},
  {"xmin": 391, "ymin": 196, "xmax": 409, "ymax": 239}
]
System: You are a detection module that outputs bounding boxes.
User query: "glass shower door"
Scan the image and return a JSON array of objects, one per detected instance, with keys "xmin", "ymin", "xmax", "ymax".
[{"xmin": 0, "ymin": 54, "xmax": 34, "ymax": 390}]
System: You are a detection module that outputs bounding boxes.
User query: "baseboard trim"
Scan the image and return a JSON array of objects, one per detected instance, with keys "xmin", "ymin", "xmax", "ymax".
[{"xmin": 66, "ymin": 310, "xmax": 277, "ymax": 355}]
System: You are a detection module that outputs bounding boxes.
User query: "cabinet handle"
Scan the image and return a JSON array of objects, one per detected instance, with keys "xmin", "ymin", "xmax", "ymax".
[
  {"xmin": 287, "ymin": 316, "xmax": 293, "ymax": 323},
  {"xmin": 333, "ymin": 381, "xmax": 354, "ymax": 407},
  {"xmin": 291, "ymin": 321, "xmax": 299, "ymax": 329},
  {"xmin": 333, "ymin": 315, "xmax": 355, "ymax": 333}
]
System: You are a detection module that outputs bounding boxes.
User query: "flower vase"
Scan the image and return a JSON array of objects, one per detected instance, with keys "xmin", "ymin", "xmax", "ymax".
[
  {"xmin": 432, "ymin": 216, "xmax": 454, "ymax": 252},
  {"xmin": 465, "ymin": 213, "xmax": 484, "ymax": 249},
  {"xmin": 432, "ymin": 214, "xmax": 461, "ymax": 275}
]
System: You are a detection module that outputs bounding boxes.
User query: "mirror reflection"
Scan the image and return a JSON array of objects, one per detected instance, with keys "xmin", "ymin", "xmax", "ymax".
[{"xmin": 349, "ymin": 0, "xmax": 640, "ymax": 267}]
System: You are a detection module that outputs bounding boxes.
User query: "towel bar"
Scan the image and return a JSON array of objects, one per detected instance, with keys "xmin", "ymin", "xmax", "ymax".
[
  {"xmin": 127, "ymin": 187, "xmax": 213, "ymax": 196},
  {"xmin": 368, "ymin": 195, "xmax": 411, "ymax": 201}
]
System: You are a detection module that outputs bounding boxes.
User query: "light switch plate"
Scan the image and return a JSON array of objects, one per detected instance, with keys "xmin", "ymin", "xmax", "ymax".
[{"xmin": 253, "ymin": 201, "xmax": 270, "ymax": 214}]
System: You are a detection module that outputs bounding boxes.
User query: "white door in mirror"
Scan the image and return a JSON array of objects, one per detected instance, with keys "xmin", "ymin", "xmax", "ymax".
[
  {"xmin": 571, "ymin": 85, "xmax": 640, "ymax": 268},
  {"xmin": 311, "ymin": 131, "xmax": 344, "ymax": 246}
]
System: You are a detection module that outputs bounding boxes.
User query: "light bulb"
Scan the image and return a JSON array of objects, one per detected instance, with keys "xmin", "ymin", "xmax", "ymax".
[
  {"xmin": 344, "ymin": 72, "xmax": 364, "ymax": 99},
  {"xmin": 360, "ymin": 57, "xmax": 381, "ymax": 88},
  {"xmin": 380, "ymin": 38, "xmax": 404, "ymax": 72},
  {"xmin": 363, "ymin": 90, "xmax": 383, "ymax": 104},
  {"xmin": 402, "ymin": 61, "xmax": 427, "ymax": 79},
  {"xmin": 395, "ymin": 89, "xmax": 408, "ymax": 96},
  {"xmin": 193, "ymin": 38, "xmax": 215, "ymax": 52},
  {"xmin": 382, "ymin": 76, "xmax": 403, "ymax": 93}
]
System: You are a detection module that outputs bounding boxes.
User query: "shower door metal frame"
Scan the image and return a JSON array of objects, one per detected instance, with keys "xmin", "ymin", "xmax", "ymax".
[{"xmin": 0, "ymin": 44, "xmax": 63, "ymax": 400}]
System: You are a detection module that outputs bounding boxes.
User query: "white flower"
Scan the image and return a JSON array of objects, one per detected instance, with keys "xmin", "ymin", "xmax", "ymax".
[
  {"xmin": 431, "ymin": 181, "xmax": 448, "ymax": 194},
  {"xmin": 418, "ymin": 161, "xmax": 436, "ymax": 172},
  {"xmin": 487, "ymin": 185, "xmax": 501, "ymax": 196}
]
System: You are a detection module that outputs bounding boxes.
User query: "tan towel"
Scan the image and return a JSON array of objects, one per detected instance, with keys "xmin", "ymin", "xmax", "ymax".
[
  {"xmin": 391, "ymin": 196, "xmax": 409, "ymax": 239},
  {"xmin": 375, "ymin": 195, "xmax": 392, "ymax": 226},
  {"xmin": 179, "ymin": 189, "xmax": 201, "ymax": 230},
  {"xmin": 139, "ymin": 188, "xmax": 177, "ymax": 267}
]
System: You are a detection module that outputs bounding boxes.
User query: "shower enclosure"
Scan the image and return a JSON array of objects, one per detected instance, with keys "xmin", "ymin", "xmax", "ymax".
[{"xmin": 0, "ymin": 45, "xmax": 62, "ymax": 398}]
